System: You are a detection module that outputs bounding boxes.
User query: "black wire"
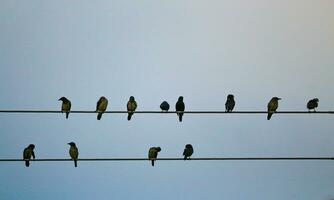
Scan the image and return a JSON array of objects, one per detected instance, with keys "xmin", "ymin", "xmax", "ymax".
[
  {"xmin": 1, "ymin": 157, "xmax": 333, "ymax": 162},
  {"xmin": 0, "ymin": 110, "xmax": 333, "ymax": 114}
]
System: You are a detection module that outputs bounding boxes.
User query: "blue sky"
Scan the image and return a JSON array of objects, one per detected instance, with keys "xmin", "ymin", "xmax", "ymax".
[{"xmin": 0, "ymin": 1, "xmax": 333, "ymax": 199}]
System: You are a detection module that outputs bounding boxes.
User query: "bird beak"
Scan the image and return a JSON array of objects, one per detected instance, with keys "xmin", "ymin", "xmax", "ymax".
[
  {"xmin": 67, "ymin": 143, "xmax": 71, "ymax": 145},
  {"xmin": 278, "ymin": 98, "xmax": 282, "ymax": 100},
  {"xmin": 58, "ymin": 98, "xmax": 62, "ymax": 101}
]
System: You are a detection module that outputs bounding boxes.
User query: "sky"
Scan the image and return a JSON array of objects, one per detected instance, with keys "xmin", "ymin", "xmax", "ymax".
[{"xmin": 0, "ymin": 0, "xmax": 334, "ymax": 199}]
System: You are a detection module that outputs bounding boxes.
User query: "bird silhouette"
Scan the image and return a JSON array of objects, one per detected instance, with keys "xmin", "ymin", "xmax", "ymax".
[
  {"xmin": 58, "ymin": 97, "xmax": 71, "ymax": 119},
  {"xmin": 183, "ymin": 144, "xmax": 193, "ymax": 160},
  {"xmin": 148, "ymin": 147, "xmax": 161, "ymax": 166},
  {"xmin": 307, "ymin": 98, "xmax": 319, "ymax": 112},
  {"xmin": 160, "ymin": 101, "xmax": 170, "ymax": 112},
  {"xmin": 96, "ymin": 96, "xmax": 108, "ymax": 120},
  {"xmin": 127, "ymin": 96, "xmax": 137, "ymax": 121},
  {"xmin": 68, "ymin": 142, "xmax": 79, "ymax": 167},
  {"xmin": 225, "ymin": 94, "xmax": 235, "ymax": 112},
  {"xmin": 175, "ymin": 96, "xmax": 185, "ymax": 122},
  {"xmin": 267, "ymin": 97, "xmax": 281, "ymax": 120},
  {"xmin": 23, "ymin": 144, "xmax": 35, "ymax": 167}
]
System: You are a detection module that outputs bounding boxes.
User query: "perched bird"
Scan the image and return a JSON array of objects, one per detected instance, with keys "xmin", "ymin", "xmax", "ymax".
[
  {"xmin": 68, "ymin": 142, "xmax": 79, "ymax": 167},
  {"xmin": 225, "ymin": 94, "xmax": 235, "ymax": 112},
  {"xmin": 127, "ymin": 96, "xmax": 137, "ymax": 121},
  {"xmin": 96, "ymin": 96, "xmax": 108, "ymax": 120},
  {"xmin": 23, "ymin": 144, "xmax": 35, "ymax": 167},
  {"xmin": 58, "ymin": 97, "xmax": 71, "ymax": 119},
  {"xmin": 148, "ymin": 147, "xmax": 161, "ymax": 166},
  {"xmin": 267, "ymin": 97, "xmax": 281, "ymax": 120},
  {"xmin": 160, "ymin": 101, "xmax": 170, "ymax": 112},
  {"xmin": 183, "ymin": 144, "xmax": 193, "ymax": 160},
  {"xmin": 175, "ymin": 96, "xmax": 185, "ymax": 122},
  {"xmin": 307, "ymin": 98, "xmax": 319, "ymax": 112}
]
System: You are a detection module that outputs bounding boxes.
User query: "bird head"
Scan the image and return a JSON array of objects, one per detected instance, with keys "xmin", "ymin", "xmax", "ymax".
[
  {"xmin": 156, "ymin": 147, "xmax": 161, "ymax": 152},
  {"xmin": 28, "ymin": 144, "xmax": 35, "ymax": 149},
  {"xmin": 186, "ymin": 144, "xmax": 193, "ymax": 149},
  {"xmin": 178, "ymin": 96, "xmax": 183, "ymax": 101},
  {"xmin": 58, "ymin": 97, "xmax": 67, "ymax": 101},
  {"xmin": 227, "ymin": 94, "xmax": 234, "ymax": 99},
  {"xmin": 313, "ymin": 98, "xmax": 319, "ymax": 102},
  {"xmin": 273, "ymin": 97, "xmax": 281, "ymax": 101},
  {"xmin": 68, "ymin": 142, "xmax": 76, "ymax": 147},
  {"xmin": 130, "ymin": 96, "xmax": 135, "ymax": 101}
]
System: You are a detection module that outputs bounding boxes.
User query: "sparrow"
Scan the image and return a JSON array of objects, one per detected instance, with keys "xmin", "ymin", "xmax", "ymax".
[
  {"xmin": 175, "ymin": 96, "xmax": 185, "ymax": 122},
  {"xmin": 68, "ymin": 142, "xmax": 79, "ymax": 167},
  {"xmin": 225, "ymin": 94, "xmax": 235, "ymax": 112},
  {"xmin": 96, "ymin": 96, "xmax": 108, "ymax": 120},
  {"xmin": 127, "ymin": 96, "xmax": 137, "ymax": 121},
  {"xmin": 160, "ymin": 101, "xmax": 170, "ymax": 112},
  {"xmin": 183, "ymin": 144, "xmax": 193, "ymax": 160},
  {"xmin": 267, "ymin": 97, "xmax": 281, "ymax": 120},
  {"xmin": 148, "ymin": 147, "xmax": 161, "ymax": 166},
  {"xmin": 58, "ymin": 97, "xmax": 71, "ymax": 119},
  {"xmin": 23, "ymin": 144, "xmax": 35, "ymax": 167},
  {"xmin": 307, "ymin": 98, "xmax": 319, "ymax": 112}
]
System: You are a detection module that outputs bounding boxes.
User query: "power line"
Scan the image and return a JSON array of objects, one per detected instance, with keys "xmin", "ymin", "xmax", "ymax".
[
  {"xmin": 0, "ymin": 110, "xmax": 333, "ymax": 114},
  {"xmin": 1, "ymin": 157, "xmax": 333, "ymax": 162}
]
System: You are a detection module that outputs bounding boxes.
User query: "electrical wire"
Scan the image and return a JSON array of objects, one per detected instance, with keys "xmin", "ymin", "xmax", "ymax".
[{"xmin": 0, "ymin": 157, "xmax": 333, "ymax": 162}]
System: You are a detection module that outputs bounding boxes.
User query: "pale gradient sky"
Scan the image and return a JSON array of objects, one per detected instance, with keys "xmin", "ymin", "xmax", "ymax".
[{"xmin": 0, "ymin": 1, "xmax": 334, "ymax": 200}]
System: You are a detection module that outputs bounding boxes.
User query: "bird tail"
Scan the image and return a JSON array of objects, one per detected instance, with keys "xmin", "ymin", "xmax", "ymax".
[
  {"xmin": 74, "ymin": 160, "xmax": 77, "ymax": 167},
  {"xmin": 25, "ymin": 160, "xmax": 30, "ymax": 167},
  {"xmin": 178, "ymin": 114, "xmax": 183, "ymax": 122},
  {"xmin": 97, "ymin": 113, "xmax": 102, "ymax": 120},
  {"xmin": 267, "ymin": 112, "xmax": 273, "ymax": 120},
  {"xmin": 66, "ymin": 112, "xmax": 69, "ymax": 119},
  {"xmin": 127, "ymin": 113, "xmax": 133, "ymax": 121},
  {"xmin": 184, "ymin": 155, "xmax": 187, "ymax": 160},
  {"xmin": 151, "ymin": 160, "xmax": 155, "ymax": 166}
]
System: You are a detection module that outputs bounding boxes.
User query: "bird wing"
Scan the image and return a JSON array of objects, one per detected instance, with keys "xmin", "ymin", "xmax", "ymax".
[
  {"xmin": 23, "ymin": 148, "xmax": 29, "ymax": 159},
  {"xmin": 183, "ymin": 149, "xmax": 187, "ymax": 156},
  {"xmin": 96, "ymin": 99, "xmax": 102, "ymax": 111},
  {"xmin": 148, "ymin": 148, "xmax": 157, "ymax": 159},
  {"xmin": 267, "ymin": 100, "xmax": 278, "ymax": 112},
  {"xmin": 69, "ymin": 147, "xmax": 79, "ymax": 159}
]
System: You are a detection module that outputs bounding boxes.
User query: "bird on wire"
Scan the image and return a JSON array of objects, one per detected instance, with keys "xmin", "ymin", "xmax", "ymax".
[
  {"xmin": 267, "ymin": 97, "xmax": 281, "ymax": 120},
  {"xmin": 96, "ymin": 96, "xmax": 108, "ymax": 120},
  {"xmin": 68, "ymin": 142, "xmax": 79, "ymax": 167},
  {"xmin": 148, "ymin": 147, "xmax": 161, "ymax": 167},
  {"xmin": 23, "ymin": 144, "xmax": 35, "ymax": 167},
  {"xmin": 175, "ymin": 96, "xmax": 185, "ymax": 122},
  {"xmin": 225, "ymin": 94, "xmax": 235, "ymax": 112},
  {"xmin": 160, "ymin": 101, "xmax": 170, "ymax": 112},
  {"xmin": 183, "ymin": 144, "xmax": 194, "ymax": 160},
  {"xmin": 307, "ymin": 98, "xmax": 319, "ymax": 112},
  {"xmin": 127, "ymin": 96, "xmax": 137, "ymax": 121},
  {"xmin": 58, "ymin": 97, "xmax": 71, "ymax": 119}
]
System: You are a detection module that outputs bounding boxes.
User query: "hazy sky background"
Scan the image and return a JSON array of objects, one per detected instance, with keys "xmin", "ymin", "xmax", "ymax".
[{"xmin": 0, "ymin": 1, "xmax": 334, "ymax": 199}]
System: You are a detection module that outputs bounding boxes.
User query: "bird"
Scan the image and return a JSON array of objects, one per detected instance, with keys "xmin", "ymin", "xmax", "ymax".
[
  {"xmin": 267, "ymin": 97, "xmax": 281, "ymax": 120},
  {"xmin": 175, "ymin": 96, "xmax": 185, "ymax": 122},
  {"xmin": 68, "ymin": 142, "xmax": 79, "ymax": 167},
  {"xmin": 127, "ymin": 96, "xmax": 137, "ymax": 121},
  {"xmin": 160, "ymin": 101, "xmax": 170, "ymax": 112},
  {"xmin": 307, "ymin": 98, "xmax": 319, "ymax": 112},
  {"xmin": 23, "ymin": 144, "xmax": 35, "ymax": 167},
  {"xmin": 183, "ymin": 144, "xmax": 193, "ymax": 160},
  {"xmin": 96, "ymin": 96, "xmax": 108, "ymax": 120},
  {"xmin": 58, "ymin": 97, "xmax": 71, "ymax": 119},
  {"xmin": 148, "ymin": 147, "xmax": 161, "ymax": 166},
  {"xmin": 225, "ymin": 94, "xmax": 235, "ymax": 112}
]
